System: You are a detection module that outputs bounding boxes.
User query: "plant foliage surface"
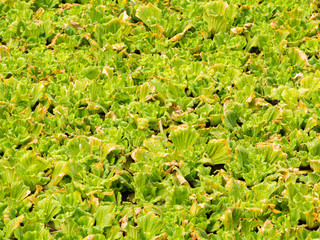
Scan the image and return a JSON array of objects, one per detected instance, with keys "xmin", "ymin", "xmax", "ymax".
[{"xmin": 1, "ymin": 0, "xmax": 320, "ymax": 239}]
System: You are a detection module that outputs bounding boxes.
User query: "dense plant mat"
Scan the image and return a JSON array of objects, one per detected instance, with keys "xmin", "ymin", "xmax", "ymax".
[{"xmin": 1, "ymin": 0, "xmax": 320, "ymax": 239}]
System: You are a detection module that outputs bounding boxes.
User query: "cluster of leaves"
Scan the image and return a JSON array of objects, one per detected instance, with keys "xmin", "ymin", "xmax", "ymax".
[{"xmin": 1, "ymin": 0, "xmax": 320, "ymax": 239}]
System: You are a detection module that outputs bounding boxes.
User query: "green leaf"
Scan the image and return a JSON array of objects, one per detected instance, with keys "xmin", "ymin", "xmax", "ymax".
[
  {"xmin": 169, "ymin": 126, "xmax": 199, "ymax": 151},
  {"xmin": 34, "ymin": 198, "xmax": 61, "ymax": 224},
  {"xmin": 4, "ymin": 215, "xmax": 24, "ymax": 239},
  {"xmin": 136, "ymin": 3, "xmax": 162, "ymax": 28},
  {"xmin": 137, "ymin": 213, "xmax": 162, "ymax": 239},
  {"xmin": 201, "ymin": 139, "xmax": 232, "ymax": 165}
]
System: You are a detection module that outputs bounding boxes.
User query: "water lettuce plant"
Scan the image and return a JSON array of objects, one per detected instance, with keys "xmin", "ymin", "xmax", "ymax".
[{"xmin": 1, "ymin": 0, "xmax": 320, "ymax": 239}]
